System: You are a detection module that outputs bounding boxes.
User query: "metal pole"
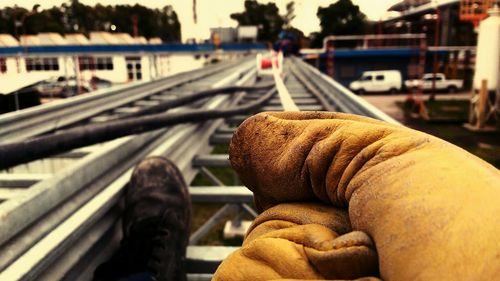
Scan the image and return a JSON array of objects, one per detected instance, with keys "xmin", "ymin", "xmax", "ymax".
[
  {"xmin": 61, "ymin": 56, "xmax": 68, "ymax": 101},
  {"xmin": 74, "ymin": 56, "xmax": 82, "ymax": 96},
  {"xmin": 478, "ymin": 79, "xmax": 488, "ymax": 129},
  {"xmin": 497, "ymin": 45, "xmax": 500, "ymax": 120},
  {"xmin": 132, "ymin": 15, "xmax": 139, "ymax": 38},
  {"xmin": 326, "ymin": 42, "xmax": 334, "ymax": 79},
  {"xmin": 193, "ymin": 0, "xmax": 197, "ymax": 24},
  {"xmin": 430, "ymin": 7, "xmax": 441, "ymax": 100},
  {"xmin": 14, "ymin": 91, "xmax": 20, "ymax": 111}
]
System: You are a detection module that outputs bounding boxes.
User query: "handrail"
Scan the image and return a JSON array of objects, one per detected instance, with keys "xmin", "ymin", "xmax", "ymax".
[
  {"xmin": 0, "ymin": 59, "xmax": 246, "ymax": 143},
  {"xmin": 291, "ymin": 57, "xmax": 401, "ymax": 125},
  {"xmin": 0, "ymin": 60, "xmax": 255, "ymax": 279},
  {"xmin": 0, "ymin": 56, "xmax": 405, "ymax": 280}
]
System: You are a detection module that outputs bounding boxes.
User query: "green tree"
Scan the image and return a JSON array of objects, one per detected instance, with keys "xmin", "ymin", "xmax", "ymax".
[
  {"xmin": 312, "ymin": 0, "xmax": 368, "ymax": 48},
  {"xmin": 230, "ymin": 0, "xmax": 284, "ymax": 42},
  {"xmin": 283, "ymin": 1, "xmax": 295, "ymax": 29},
  {"xmin": 24, "ymin": 7, "xmax": 65, "ymax": 35},
  {"xmin": 0, "ymin": 0, "xmax": 181, "ymax": 42},
  {"xmin": 0, "ymin": 6, "xmax": 26, "ymax": 37}
]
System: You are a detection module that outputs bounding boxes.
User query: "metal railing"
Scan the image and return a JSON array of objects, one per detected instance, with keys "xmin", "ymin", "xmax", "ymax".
[
  {"xmin": 0, "ymin": 59, "xmax": 248, "ymax": 143},
  {"xmin": 290, "ymin": 57, "xmax": 400, "ymax": 125},
  {"xmin": 0, "ymin": 59, "xmax": 255, "ymax": 281},
  {"xmin": 0, "ymin": 56, "xmax": 404, "ymax": 281}
]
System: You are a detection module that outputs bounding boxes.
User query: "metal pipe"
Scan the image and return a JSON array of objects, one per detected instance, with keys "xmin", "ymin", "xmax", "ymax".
[
  {"xmin": 0, "ymin": 59, "xmax": 248, "ymax": 143},
  {"xmin": 189, "ymin": 204, "xmax": 239, "ymax": 245},
  {"xmin": 122, "ymin": 83, "xmax": 274, "ymax": 118},
  {"xmin": 0, "ymin": 87, "xmax": 277, "ymax": 169}
]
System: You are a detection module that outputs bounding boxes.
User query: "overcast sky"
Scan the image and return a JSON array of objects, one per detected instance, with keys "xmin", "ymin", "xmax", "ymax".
[{"xmin": 0, "ymin": 0, "xmax": 404, "ymax": 40}]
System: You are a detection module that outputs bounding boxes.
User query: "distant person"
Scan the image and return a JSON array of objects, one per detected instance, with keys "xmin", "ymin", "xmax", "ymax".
[{"xmin": 274, "ymin": 31, "xmax": 299, "ymax": 56}]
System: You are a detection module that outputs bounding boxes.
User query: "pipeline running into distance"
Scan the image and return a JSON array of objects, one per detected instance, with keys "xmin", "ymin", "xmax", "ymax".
[{"xmin": 0, "ymin": 85, "xmax": 277, "ymax": 169}]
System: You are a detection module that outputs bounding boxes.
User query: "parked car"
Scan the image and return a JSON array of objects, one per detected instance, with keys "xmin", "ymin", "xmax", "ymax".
[
  {"xmin": 89, "ymin": 76, "xmax": 112, "ymax": 89},
  {"xmin": 36, "ymin": 76, "xmax": 91, "ymax": 98},
  {"xmin": 349, "ymin": 70, "xmax": 403, "ymax": 94},
  {"xmin": 405, "ymin": 73, "xmax": 463, "ymax": 93}
]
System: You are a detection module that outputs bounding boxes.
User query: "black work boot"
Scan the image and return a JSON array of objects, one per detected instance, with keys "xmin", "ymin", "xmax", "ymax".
[{"xmin": 93, "ymin": 157, "xmax": 191, "ymax": 281}]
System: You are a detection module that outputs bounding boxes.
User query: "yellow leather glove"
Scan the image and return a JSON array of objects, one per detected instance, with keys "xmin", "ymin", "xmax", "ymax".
[{"xmin": 213, "ymin": 112, "xmax": 500, "ymax": 281}]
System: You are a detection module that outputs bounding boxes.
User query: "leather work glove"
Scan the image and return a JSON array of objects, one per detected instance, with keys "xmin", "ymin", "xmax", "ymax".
[{"xmin": 213, "ymin": 112, "xmax": 500, "ymax": 281}]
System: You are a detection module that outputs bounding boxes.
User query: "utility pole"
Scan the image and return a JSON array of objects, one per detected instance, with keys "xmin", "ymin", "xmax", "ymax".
[
  {"xmin": 193, "ymin": 0, "xmax": 197, "ymax": 24},
  {"xmin": 430, "ymin": 4, "xmax": 441, "ymax": 101},
  {"xmin": 132, "ymin": 15, "xmax": 139, "ymax": 38}
]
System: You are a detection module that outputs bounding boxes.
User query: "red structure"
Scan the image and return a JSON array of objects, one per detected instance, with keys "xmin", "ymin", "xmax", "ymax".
[{"xmin": 460, "ymin": 0, "xmax": 495, "ymax": 27}]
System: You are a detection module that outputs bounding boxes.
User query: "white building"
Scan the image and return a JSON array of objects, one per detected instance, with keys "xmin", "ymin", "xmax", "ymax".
[{"xmin": 0, "ymin": 32, "xmax": 210, "ymax": 92}]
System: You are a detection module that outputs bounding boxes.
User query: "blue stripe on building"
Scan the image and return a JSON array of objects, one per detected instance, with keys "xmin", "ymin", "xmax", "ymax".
[
  {"xmin": 304, "ymin": 48, "xmax": 450, "ymax": 87},
  {"xmin": 0, "ymin": 43, "xmax": 267, "ymax": 55}
]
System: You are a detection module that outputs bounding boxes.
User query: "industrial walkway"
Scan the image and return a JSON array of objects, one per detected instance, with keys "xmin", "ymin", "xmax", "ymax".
[
  {"xmin": 0, "ymin": 56, "xmax": 397, "ymax": 281},
  {"xmin": 361, "ymin": 92, "xmax": 471, "ymax": 123}
]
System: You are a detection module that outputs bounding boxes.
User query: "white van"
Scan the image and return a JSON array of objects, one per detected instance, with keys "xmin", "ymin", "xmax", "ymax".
[{"xmin": 349, "ymin": 70, "xmax": 403, "ymax": 94}]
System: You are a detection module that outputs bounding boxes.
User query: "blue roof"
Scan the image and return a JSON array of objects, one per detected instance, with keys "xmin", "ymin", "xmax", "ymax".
[{"xmin": 0, "ymin": 43, "xmax": 267, "ymax": 56}]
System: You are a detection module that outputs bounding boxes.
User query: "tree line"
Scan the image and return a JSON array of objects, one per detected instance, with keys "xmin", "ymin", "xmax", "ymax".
[
  {"xmin": 0, "ymin": 0, "xmax": 181, "ymax": 42},
  {"xmin": 231, "ymin": 0, "xmax": 369, "ymax": 47},
  {"xmin": 0, "ymin": 0, "xmax": 368, "ymax": 46}
]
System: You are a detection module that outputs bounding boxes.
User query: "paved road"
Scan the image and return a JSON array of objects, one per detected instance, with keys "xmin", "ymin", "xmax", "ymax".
[{"xmin": 361, "ymin": 92, "xmax": 470, "ymax": 123}]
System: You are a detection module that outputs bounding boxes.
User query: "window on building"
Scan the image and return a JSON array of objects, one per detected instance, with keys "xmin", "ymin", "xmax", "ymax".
[
  {"xmin": 0, "ymin": 58, "xmax": 6, "ymax": 73},
  {"xmin": 126, "ymin": 57, "xmax": 142, "ymax": 81},
  {"xmin": 79, "ymin": 57, "xmax": 95, "ymax": 70},
  {"xmin": 96, "ymin": 57, "xmax": 113, "ymax": 70},
  {"xmin": 79, "ymin": 56, "xmax": 113, "ymax": 71},
  {"xmin": 26, "ymin": 57, "xmax": 59, "ymax": 72}
]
